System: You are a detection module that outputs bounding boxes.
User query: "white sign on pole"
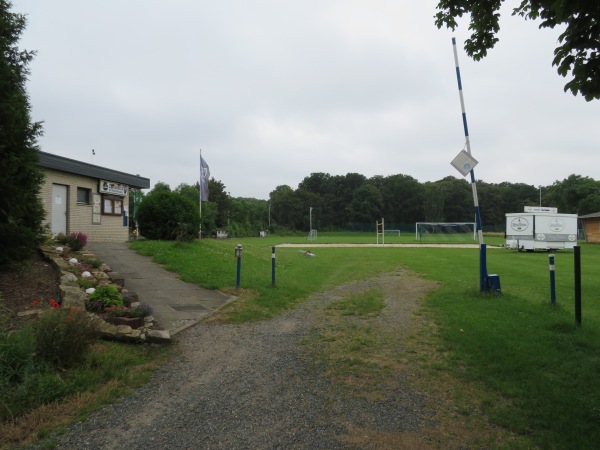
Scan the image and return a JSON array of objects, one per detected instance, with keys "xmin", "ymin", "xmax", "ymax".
[{"xmin": 451, "ymin": 150, "xmax": 479, "ymax": 177}]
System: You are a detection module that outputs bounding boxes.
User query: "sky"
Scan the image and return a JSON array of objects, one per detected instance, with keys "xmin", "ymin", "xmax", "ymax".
[{"xmin": 15, "ymin": 0, "xmax": 600, "ymax": 200}]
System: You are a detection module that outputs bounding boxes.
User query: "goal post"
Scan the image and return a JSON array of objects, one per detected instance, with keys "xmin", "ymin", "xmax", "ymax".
[{"xmin": 415, "ymin": 222, "xmax": 477, "ymax": 242}]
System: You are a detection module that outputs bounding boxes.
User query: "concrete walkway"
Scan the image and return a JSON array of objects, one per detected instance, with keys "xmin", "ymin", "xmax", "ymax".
[{"xmin": 87, "ymin": 242, "xmax": 234, "ymax": 335}]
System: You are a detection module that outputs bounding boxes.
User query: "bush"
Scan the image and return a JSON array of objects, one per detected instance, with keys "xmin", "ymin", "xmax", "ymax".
[
  {"xmin": 85, "ymin": 285, "xmax": 123, "ymax": 313},
  {"xmin": 77, "ymin": 277, "xmax": 98, "ymax": 290},
  {"xmin": 31, "ymin": 309, "xmax": 99, "ymax": 369},
  {"xmin": 79, "ymin": 257, "xmax": 102, "ymax": 269},
  {"xmin": 137, "ymin": 190, "xmax": 199, "ymax": 241},
  {"xmin": 54, "ymin": 233, "xmax": 69, "ymax": 245},
  {"xmin": 66, "ymin": 232, "xmax": 88, "ymax": 251},
  {"xmin": 104, "ymin": 304, "xmax": 152, "ymax": 318}
]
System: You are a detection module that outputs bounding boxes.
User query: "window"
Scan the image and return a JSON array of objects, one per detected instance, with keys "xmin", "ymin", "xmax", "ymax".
[
  {"xmin": 101, "ymin": 195, "xmax": 123, "ymax": 216},
  {"xmin": 77, "ymin": 187, "xmax": 91, "ymax": 205}
]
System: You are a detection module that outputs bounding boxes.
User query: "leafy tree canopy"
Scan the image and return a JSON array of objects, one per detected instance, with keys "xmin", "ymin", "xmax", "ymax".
[{"xmin": 435, "ymin": 0, "xmax": 600, "ymax": 101}]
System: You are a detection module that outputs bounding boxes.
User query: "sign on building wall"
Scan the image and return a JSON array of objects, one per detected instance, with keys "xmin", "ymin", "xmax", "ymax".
[
  {"xmin": 99, "ymin": 180, "xmax": 128, "ymax": 196},
  {"xmin": 92, "ymin": 193, "xmax": 101, "ymax": 224}
]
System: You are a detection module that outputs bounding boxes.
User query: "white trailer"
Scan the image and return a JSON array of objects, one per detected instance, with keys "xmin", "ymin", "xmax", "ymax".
[{"xmin": 506, "ymin": 207, "xmax": 578, "ymax": 251}]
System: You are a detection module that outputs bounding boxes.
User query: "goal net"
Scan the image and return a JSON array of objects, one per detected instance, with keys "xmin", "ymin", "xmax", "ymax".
[{"xmin": 415, "ymin": 222, "xmax": 476, "ymax": 243}]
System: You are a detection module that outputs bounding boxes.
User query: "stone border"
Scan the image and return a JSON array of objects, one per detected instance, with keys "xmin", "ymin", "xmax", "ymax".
[{"xmin": 39, "ymin": 245, "xmax": 171, "ymax": 344}]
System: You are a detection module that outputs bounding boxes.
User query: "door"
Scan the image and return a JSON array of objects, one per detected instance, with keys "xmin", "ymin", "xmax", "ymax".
[{"xmin": 51, "ymin": 184, "xmax": 68, "ymax": 235}]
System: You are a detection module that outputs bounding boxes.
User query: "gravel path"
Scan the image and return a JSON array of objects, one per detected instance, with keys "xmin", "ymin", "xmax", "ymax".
[{"xmin": 36, "ymin": 270, "xmax": 439, "ymax": 450}]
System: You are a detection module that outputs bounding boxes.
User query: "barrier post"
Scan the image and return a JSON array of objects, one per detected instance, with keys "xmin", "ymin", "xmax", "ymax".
[
  {"xmin": 235, "ymin": 244, "xmax": 243, "ymax": 290},
  {"xmin": 271, "ymin": 246, "xmax": 276, "ymax": 286},
  {"xmin": 549, "ymin": 254, "xmax": 556, "ymax": 305},
  {"xmin": 574, "ymin": 246, "xmax": 581, "ymax": 326}
]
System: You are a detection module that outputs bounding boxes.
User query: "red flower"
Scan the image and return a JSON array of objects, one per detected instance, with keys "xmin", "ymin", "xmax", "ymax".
[
  {"xmin": 67, "ymin": 315, "xmax": 73, "ymax": 321},
  {"xmin": 71, "ymin": 307, "xmax": 77, "ymax": 313},
  {"xmin": 32, "ymin": 300, "xmax": 39, "ymax": 306}
]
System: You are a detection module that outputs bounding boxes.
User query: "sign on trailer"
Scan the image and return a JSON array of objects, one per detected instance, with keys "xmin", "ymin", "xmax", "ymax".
[{"xmin": 506, "ymin": 206, "xmax": 577, "ymax": 251}]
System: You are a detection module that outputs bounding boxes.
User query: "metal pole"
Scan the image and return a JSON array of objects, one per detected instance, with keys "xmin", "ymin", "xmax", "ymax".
[
  {"xmin": 199, "ymin": 149, "xmax": 202, "ymax": 239},
  {"xmin": 452, "ymin": 37, "xmax": 487, "ymax": 291},
  {"xmin": 236, "ymin": 244, "xmax": 242, "ymax": 290},
  {"xmin": 549, "ymin": 254, "xmax": 556, "ymax": 305},
  {"xmin": 271, "ymin": 246, "xmax": 276, "ymax": 286},
  {"xmin": 574, "ymin": 246, "xmax": 581, "ymax": 325}
]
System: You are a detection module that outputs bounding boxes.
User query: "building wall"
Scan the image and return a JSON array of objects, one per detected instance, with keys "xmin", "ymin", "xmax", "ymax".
[
  {"xmin": 583, "ymin": 218, "xmax": 600, "ymax": 243},
  {"xmin": 40, "ymin": 168, "xmax": 130, "ymax": 243}
]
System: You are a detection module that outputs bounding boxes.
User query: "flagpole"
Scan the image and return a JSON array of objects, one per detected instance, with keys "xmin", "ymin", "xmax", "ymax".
[{"xmin": 199, "ymin": 149, "xmax": 203, "ymax": 239}]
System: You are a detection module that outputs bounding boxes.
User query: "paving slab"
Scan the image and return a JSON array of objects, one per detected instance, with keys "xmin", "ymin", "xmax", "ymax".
[{"xmin": 87, "ymin": 242, "xmax": 234, "ymax": 335}]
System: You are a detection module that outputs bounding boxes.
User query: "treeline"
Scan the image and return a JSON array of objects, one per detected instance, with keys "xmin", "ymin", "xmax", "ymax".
[{"xmin": 133, "ymin": 173, "xmax": 600, "ymax": 238}]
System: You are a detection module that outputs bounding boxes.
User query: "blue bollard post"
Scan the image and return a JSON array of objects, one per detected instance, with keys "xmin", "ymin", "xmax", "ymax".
[
  {"xmin": 235, "ymin": 244, "xmax": 242, "ymax": 290},
  {"xmin": 549, "ymin": 254, "xmax": 556, "ymax": 305},
  {"xmin": 271, "ymin": 246, "xmax": 276, "ymax": 286},
  {"xmin": 574, "ymin": 246, "xmax": 581, "ymax": 326}
]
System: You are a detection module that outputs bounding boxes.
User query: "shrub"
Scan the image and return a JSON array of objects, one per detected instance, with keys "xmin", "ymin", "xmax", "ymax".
[
  {"xmin": 31, "ymin": 308, "xmax": 99, "ymax": 369},
  {"xmin": 54, "ymin": 233, "xmax": 69, "ymax": 245},
  {"xmin": 104, "ymin": 304, "xmax": 152, "ymax": 318},
  {"xmin": 66, "ymin": 232, "xmax": 88, "ymax": 251},
  {"xmin": 137, "ymin": 190, "xmax": 199, "ymax": 241},
  {"xmin": 129, "ymin": 304, "xmax": 153, "ymax": 318},
  {"xmin": 85, "ymin": 285, "xmax": 123, "ymax": 313},
  {"xmin": 77, "ymin": 277, "xmax": 98, "ymax": 290},
  {"xmin": 79, "ymin": 257, "xmax": 102, "ymax": 269}
]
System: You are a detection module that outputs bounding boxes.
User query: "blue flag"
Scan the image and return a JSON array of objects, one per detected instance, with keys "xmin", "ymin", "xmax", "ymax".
[{"xmin": 200, "ymin": 156, "xmax": 210, "ymax": 201}]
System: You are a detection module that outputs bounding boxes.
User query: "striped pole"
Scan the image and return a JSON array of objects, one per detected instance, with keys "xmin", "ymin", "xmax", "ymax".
[
  {"xmin": 452, "ymin": 37, "xmax": 484, "ymax": 247},
  {"xmin": 549, "ymin": 254, "xmax": 556, "ymax": 305},
  {"xmin": 452, "ymin": 37, "xmax": 488, "ymax": 292}
]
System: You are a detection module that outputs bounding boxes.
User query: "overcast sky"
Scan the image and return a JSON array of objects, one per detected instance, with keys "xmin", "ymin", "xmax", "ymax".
[{"xmin": 16, "ymin": 0, "xmax": 600, "ymax": 200}]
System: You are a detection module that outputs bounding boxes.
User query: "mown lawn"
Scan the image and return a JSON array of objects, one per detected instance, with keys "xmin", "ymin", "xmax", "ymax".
[{"xmin": 130, "ymin": 236, "xmax": 600, "ymax": 449}]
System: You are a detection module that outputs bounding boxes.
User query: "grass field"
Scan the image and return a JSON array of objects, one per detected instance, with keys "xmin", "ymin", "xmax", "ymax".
[
  {"xmin": 130, "ymin": 235, "xmax": 600, "ymax": 449},
  {"xmin": 264, "ymin": 230, "xmax": 503, "ymax": 246}
]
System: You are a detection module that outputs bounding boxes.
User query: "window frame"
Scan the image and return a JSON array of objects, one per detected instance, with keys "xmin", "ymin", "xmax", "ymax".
[
  {"xmin": 101, "ymin": 195, "xmax": 124, "ymax": 216},
  {"xmin": 76, "ymin": 187, "xmax": 91, "ymax": 205}
]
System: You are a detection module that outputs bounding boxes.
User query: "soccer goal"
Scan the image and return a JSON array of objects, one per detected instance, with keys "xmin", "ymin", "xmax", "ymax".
[
  {"xmin": 308, "ymin": 229, "xmax": 318, "ymax": 241},
  {"xmin": 415, "ymin": 222, "xmax": 477, "ymax": 242}
]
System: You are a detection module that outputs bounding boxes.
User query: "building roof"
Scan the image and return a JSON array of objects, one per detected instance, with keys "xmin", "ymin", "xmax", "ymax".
[
  {"xmin": 38, "ymin": 151, "xmax": 150, "ymax": 189},
  {"xmin": 579, "ymin": 212, "xmax": 600, "ymax": 219}
]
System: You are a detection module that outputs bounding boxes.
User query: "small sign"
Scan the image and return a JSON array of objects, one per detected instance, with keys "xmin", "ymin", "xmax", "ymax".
[
  {"xmin": 92, "ymin": 194, "xmax": 101, "ymax": 224},
  {"xmin": 99, "ymin": 180, "xmax": 128, "ymax": 196},
  {"xmin": 451, "ymin": 150, "xmax": 478, "ymax": 177},
  {"xmin": 524, "ymin": 206, "xmax": 558, "ymax": 213}
]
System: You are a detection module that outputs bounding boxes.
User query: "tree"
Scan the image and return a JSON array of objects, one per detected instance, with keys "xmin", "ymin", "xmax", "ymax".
[
  {"xmin": 137, "ymin": 190, "xmax": 199, "ymax": 241},
  {"xmin": 435, "ymin": 0, "xmax": 600, "ymax": 101},
  {"xmin": 346, "ymin": 185, "xmax": 383, "ymax": 223},
  {"xmin": 0, "ymin": 1, "xmax": 45, "ymax": 266}
]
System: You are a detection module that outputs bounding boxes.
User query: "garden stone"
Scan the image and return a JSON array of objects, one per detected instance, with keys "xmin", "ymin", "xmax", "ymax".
[
  {"xmin": 69, "ymin": 257, "xmax": 78, "ymax": 264},
  {"xmin": 61, "ymin": 272, "xmax": 78, "ymax": 283},
  {"xmin": 85, "ymin": 287, "xmax": 96, "ymax": 294},
  {"xmin": 146, "ymin": 329, "xmax": 171, "ymax": 343},
  {"xmin": 107, "ymin": 271, "xmax": 124, "ymax": 287},
  {"xmin": 81, "ymin": 271, "xmax": 92, "ymax": 278},
  {"xmin": 93, "ymin": 270, "xmax": 109, "ymax": 279}
]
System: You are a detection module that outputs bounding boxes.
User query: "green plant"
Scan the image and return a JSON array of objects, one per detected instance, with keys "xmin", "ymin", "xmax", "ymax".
[
  {"xmin": 79, "ymin": 257, "xmax": 102, "ymax": 269},
  {"xmin": 54, "ymin": 233, "xmax": 69, "ymax": 245},
  {"xmin": 77, "ymin": 277, "xmax": 98, "ymax": 290},
  {"xmin": 137, "ymin": 190, "xmax": 199, "ymax": 241},
  {"xmin": 31, "ymin": 308, "xmax": 99, "ymax": 369},
  {"xmin": 85, "ymin": 285, "xmax": 123, "ymax": 313},
  {"xmin": 104, "ymin": 304, "xmax": 152, "ymax": 318}
]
